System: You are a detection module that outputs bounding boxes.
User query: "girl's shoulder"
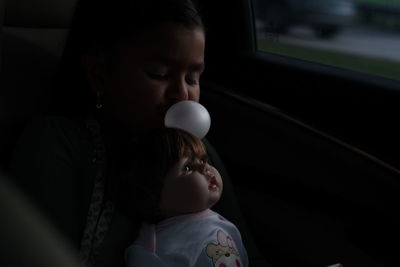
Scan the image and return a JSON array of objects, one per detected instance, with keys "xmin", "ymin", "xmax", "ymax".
[
  {"xmin": 11, "ymin": 115, "xmax": 95, "ymax": 174},
  {"xmin": 26, "ymin": 115, "xmax": 88, "ymax": 137},
  {"xmin": 10, "ymin": 116, "xmax": 98, "ymax": 245},
  {"xmin": 17, "ymin": 115, "xmax": 92, "ymax": 149}
]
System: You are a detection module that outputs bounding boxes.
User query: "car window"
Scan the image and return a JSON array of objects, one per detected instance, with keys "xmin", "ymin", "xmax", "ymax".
[{"xmin": 252, "ymin": 0, "xmax": 400, "ymax": 81}]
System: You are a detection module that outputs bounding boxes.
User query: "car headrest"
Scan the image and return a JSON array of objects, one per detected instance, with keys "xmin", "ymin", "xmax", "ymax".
[
  {"xmin": 4, "ymin": 0, "xmax": 78, "ymax": 28},
  {"xmin": 0, "ymin": 0, "xmax": 79, "ymax": 171}
]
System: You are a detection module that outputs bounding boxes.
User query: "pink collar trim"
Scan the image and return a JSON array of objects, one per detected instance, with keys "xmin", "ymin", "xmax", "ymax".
[
  {"xmin": 156, "ymin": 209, "xmax": 214, "ymax": 231},
  {"xmin": 141, "ymin": 209, "xmax": 214, "ymax": 253}
]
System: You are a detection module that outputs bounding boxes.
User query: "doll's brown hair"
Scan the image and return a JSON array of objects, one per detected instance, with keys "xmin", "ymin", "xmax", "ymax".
[{"xmin": 117, "ymin": 128, "xmax": 207, "ymax": 223}]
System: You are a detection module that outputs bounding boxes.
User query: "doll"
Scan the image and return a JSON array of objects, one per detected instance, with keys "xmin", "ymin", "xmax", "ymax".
[{"xmin": 117, "ymin": 128, "xmax": 248, "ymax": 267}]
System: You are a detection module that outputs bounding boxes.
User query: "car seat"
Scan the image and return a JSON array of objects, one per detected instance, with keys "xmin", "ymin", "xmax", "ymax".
[
  {"xmin": 0, "ymin": 0, "xmax": 82, "ymax": 266},
  {"xmin": 0, "ymin": 173, "xmax": 83, "ymax": 267},
  {"xmin": 0, "ymin": 0, "xmax": 76, "ymax": 171}
]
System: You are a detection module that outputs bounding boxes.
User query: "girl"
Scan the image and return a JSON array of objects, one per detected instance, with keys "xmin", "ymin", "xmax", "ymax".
[{"xmin": 12, "ymin": 0, "xmax": 265, "ymax": 266}]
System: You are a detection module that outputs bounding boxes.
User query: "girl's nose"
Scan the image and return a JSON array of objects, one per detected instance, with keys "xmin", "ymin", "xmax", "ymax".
[{"xmin": 167, "ymin": 78, "xmax": 189, "ymax": 102}]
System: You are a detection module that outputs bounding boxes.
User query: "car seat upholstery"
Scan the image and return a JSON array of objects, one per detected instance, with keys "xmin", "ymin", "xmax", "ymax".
[
  {"xmin": 0, "ymin": 173, "xmax": 83, "ymax": 267},
  {"xmin": 0, "ymin": 1, "xmax": 83, "ymax": 266},
  {"xmin": 0, "ymin": 0, "xmax": 76, "ymax": 171},
  {"xmin": 0, "ymin": 0, "xmax": 4, "ymax": 64}
]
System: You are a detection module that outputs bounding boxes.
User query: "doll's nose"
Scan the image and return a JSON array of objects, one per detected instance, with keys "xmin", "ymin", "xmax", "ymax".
[
  {"xmin": 198, "ymin": 162, "xmax": 208, "ymax": 176},
  {"xmin": 201, "ymin": 163, "xmax": 211, "ymax": 176}
]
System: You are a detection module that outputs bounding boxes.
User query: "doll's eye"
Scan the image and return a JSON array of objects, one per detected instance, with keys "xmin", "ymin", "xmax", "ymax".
[
  {"xmin": 200, "ymin": 156, "xmax": 208, "ymax": 164},
  {"xmin": 183, "ymin": 164, "xmax": 193, "ymax": 173}
]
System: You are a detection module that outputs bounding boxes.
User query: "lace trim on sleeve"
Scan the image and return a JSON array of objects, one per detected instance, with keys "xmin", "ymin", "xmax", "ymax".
[{"xmin": 79, "ymin": 119, "xmax": 115, "ymax": 267}]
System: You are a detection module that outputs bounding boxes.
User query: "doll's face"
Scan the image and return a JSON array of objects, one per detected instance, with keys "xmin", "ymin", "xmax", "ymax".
[{"xmin": 159, "ymin": 157, "xmax": 223, "ymax": 218}]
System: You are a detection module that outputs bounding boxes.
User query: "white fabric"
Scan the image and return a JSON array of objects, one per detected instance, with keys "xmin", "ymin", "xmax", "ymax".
[{"xmin": 125, "ymin": 209, "xmax": 248, "ymax": 267}]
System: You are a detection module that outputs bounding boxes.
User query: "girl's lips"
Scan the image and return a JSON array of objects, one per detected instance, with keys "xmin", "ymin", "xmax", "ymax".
[
  {"xmin": 158, "ymin": 107, "xmax": 167, "ymax": 120},
  {"xmin": 158, "ymin": 104, "xmax": 171, "ymax": 118},
  {"xmin": 159, "ymin": 102, "xmax": 176, "ymax": 117}
]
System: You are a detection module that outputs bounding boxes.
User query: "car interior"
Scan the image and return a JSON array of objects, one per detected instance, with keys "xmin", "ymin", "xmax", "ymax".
[{"xmin": 1, "ymin": 0, "xmax": 400, "ymax": 267}]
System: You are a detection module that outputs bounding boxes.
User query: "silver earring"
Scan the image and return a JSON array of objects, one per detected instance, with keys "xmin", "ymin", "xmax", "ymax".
[{"xmin": 96, "ymin": 91, "xmax": 103, "ymax": 110}]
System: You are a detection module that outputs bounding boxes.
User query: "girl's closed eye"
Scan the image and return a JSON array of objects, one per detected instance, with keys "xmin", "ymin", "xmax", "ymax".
[
  {"xmin": 145, "ymin": 65, "xmax": 169, "ymax": 81},
  {"xmin": 185, "ymin": 76, "xmax": 197, "ymax": 86},
  {"xmin": 185, "ymin": 72, "xmax": 201, "ymax": 86},
  {"xmin": 146, "ymin": 71, "xmax": 168, "ymax": 81}
]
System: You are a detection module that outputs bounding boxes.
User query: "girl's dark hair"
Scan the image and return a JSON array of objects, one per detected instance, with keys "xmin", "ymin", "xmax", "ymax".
[
  {"xmin": 117, "ymin": 128, "xmax": 207, "ymax": 224},
  {"xmin": 50, "ymin": 0, "xmax": 204, "ymax": 118}
]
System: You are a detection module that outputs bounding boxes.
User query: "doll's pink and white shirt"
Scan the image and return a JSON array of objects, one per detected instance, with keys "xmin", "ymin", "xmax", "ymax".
[{"xmin": 125, "ymin": 209, "xmax": 248, "ymax": 267}]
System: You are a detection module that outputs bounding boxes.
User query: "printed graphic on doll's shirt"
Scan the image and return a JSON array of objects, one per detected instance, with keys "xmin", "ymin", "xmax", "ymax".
[{"xmin": 206, "ymin": 230, "xmax": 242, "ymax": 267}]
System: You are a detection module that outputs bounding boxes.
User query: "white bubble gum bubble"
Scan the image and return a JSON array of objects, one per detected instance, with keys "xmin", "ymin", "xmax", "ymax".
[{"xmin": 164, "ymin": 100, "xmax": 211, "ymax": 139}]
